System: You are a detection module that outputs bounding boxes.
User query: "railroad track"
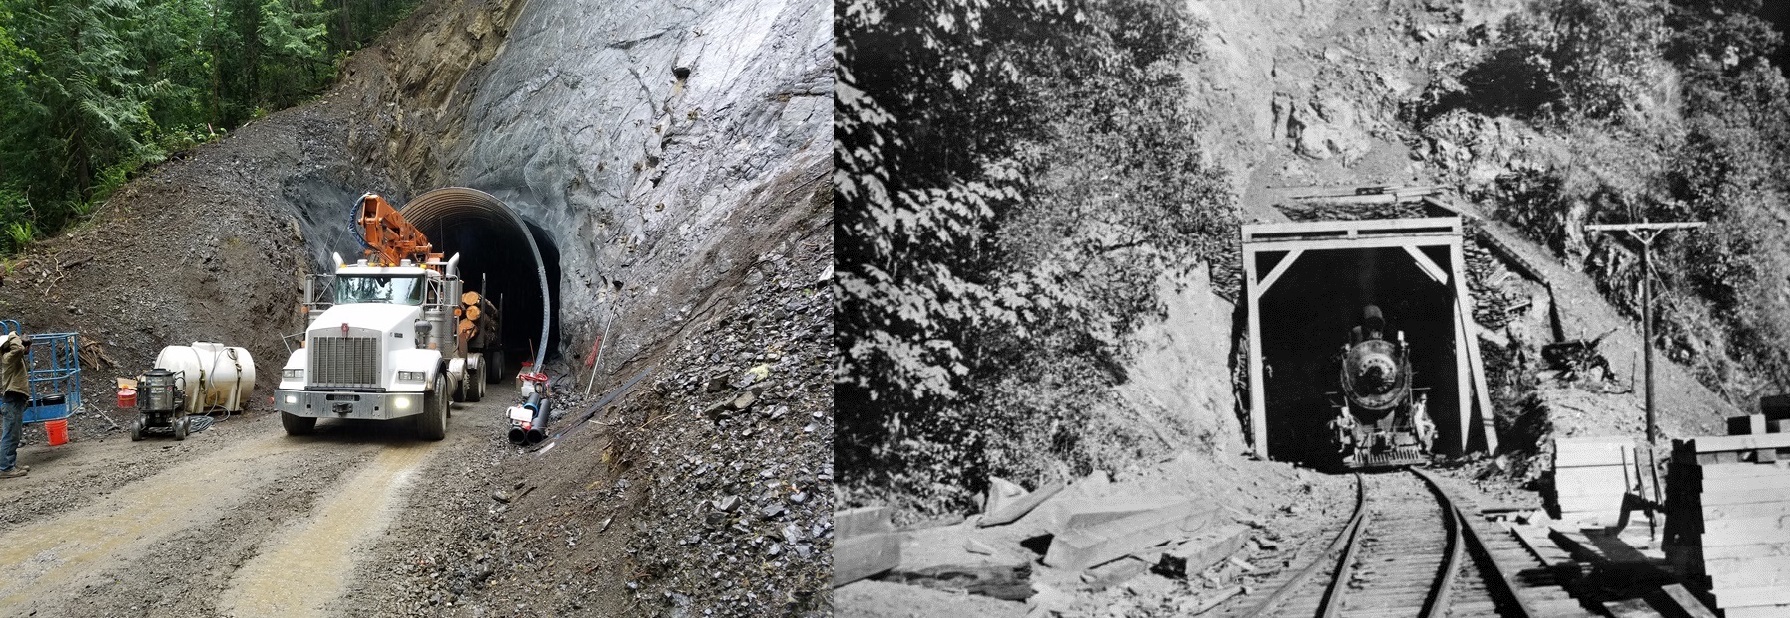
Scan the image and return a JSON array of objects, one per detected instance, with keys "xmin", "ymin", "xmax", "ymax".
[{"xmin": 1219, "ymin": 467, "xmax": 1581, "ymax": 618}]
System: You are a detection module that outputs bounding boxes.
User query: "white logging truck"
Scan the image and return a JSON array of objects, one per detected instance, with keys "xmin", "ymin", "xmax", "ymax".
[{"xmin": 274, "ymin": 194, "xmax": 500, "ymax": 439}]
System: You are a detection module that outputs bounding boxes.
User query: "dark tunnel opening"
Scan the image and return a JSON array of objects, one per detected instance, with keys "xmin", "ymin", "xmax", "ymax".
[
  {"xmin": 401, "ymin": 188, "xmax": 560, "ymax": 381},
  {"xmin": 1256, "ymin": 246, "xmax": 1462, "ymax": 468}
]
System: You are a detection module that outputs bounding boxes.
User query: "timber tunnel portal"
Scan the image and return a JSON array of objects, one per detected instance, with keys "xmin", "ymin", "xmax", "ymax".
[
  {"xmin": 401, "ymin": 187, "xmax": 561, "ymax": 378},
  {"xmin": 1241, "ymin": 217, "xmax": 1494, "ymax": 468}
]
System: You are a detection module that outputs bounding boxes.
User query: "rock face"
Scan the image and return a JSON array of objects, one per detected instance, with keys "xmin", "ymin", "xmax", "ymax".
[{"xmin": 353, "ymin": 0, "xmax": 832, "ymax": 367}]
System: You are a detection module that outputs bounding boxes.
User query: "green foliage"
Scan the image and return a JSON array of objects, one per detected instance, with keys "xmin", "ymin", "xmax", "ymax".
[
  {"xmin": 838, "ymin": 0, "xmax": 1234, "ymax": 514},
  {"xmin": 0, "ymin": 0, "xmax": 420, "ymax": 255},
  {"xmin": 1426, "ymin": 0, "xmax": 1667, "ymax": 122}
]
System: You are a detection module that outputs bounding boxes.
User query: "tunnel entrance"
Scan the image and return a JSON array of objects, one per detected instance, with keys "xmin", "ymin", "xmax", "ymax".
[
  {"xmin": 1241, "ymin": 217, "xmax": 1493, "ymax": 467},
  {"xmin": 400, "ymin": 188, "xmax": 559, "ymax": 379}
]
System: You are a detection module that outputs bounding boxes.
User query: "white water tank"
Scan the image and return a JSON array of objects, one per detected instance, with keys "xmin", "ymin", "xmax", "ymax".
[{"xmin": 154, "ymin": 343, "xmax": 257, "ymax": 414}]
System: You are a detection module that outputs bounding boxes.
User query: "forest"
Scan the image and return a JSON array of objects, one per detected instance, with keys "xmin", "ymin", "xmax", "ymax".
[{"xmin": 0, "ymin": 0, "xmax": 418, "ymax": 254}]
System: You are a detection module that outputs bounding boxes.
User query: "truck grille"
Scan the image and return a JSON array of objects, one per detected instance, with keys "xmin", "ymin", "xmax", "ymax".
[{"xmin": 310, "ymin": 336, "xmax": 380, "ymax": 388}]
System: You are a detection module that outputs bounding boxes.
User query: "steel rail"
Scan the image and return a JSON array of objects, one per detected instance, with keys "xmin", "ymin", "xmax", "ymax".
[
  {"xmin": 1241, "ymin": 473, "xmax": 1367, "ymax": 618},
  {"xmin": 1411, "ymin": 466, "xmax": 1537, "ymax": 618}
]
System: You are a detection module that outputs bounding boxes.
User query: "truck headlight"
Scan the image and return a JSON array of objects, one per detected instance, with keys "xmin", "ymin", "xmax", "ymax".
[
  {"xmin": 283, "ymin": 368, "xmax": 303, "ymax": 380},
  {"xmin": 393, "ymin": 396, "xmax": 413, "ymax": 410},
  {"xmin": 284, "ymin": 394, "xmax": 298, "ymax": 404},
  {"xmin": 397, "ymin": 371, "xmax": 426, "ymax": 382}
]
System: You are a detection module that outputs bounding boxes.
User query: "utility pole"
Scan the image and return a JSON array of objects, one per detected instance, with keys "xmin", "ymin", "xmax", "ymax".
[
  {"xmin": 1584, "ymin": 221, "xmax": 1705, "ymax": 446},
  {"xmin": 1586, "ymin": 221, "xmax": 1704, "ymax": 541}
]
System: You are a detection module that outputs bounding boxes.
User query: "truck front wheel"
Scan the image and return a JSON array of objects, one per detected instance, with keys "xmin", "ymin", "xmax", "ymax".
[
  {"xmin": 282, "ymin": 412, "xmax": 316, "ymax": 436},
  {"xmin": 416, "ymin": 372, "xmax": 448, "ymax": 441}
]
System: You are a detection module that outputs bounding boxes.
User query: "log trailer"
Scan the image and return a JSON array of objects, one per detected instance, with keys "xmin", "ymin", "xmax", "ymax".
[{"xmin": 274, "ymin": 193, "xmax": 499, "ymax": 439}]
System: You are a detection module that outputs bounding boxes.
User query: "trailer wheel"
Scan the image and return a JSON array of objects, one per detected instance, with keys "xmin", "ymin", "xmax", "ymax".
[
  {"xmin": 466, "ymin": 365, "xmax": 484, "ymax": 402},
  {"xmin": 281, "ymin": 412, "xmax": 316, "ymax": 436},
  {"xmin": 130, "ymin": 417, "xmax": 145, "ymax": 441},
  {"xmin": 173, "ymin": 416, "xmax": 189, "ymax": 441},
  {"xmin": 416, "ymin": 372, "xmax": 448, "ymax": 441},
  {"xmin": 486, "ymin": 349, "xmax": 505, "ymax": 384}
]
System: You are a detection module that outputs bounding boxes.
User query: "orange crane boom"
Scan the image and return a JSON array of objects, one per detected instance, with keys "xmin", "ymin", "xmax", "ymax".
[{"xmin": 355, "ymin": 193, "xmax": 443, "ymax": 267}]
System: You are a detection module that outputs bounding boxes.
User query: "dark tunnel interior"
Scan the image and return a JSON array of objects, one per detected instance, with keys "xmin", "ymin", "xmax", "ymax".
[
  {"xmin": 401, "ymin": 189, "xmax": 561, "ymax": 381},
  {"xmin": 1256, "ymin": 245, "xmax": 1463, "ymax": 467}
]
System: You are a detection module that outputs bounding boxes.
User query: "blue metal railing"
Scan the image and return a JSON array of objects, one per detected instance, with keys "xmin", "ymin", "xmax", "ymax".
[{"xmin": 0, "ymin": 320, "xmax": 83, "ymax": 423}]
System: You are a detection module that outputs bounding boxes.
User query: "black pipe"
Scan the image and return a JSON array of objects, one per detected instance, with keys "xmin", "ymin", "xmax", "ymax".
[{"xmin": 505, "ymin": 392, "xmax": 554, "ymax": 445}]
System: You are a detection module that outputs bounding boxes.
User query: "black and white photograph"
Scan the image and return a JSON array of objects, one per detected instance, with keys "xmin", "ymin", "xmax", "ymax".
[{"xmin": 837, "ymin": 0, "xmax": 1790, "ymax": 616}]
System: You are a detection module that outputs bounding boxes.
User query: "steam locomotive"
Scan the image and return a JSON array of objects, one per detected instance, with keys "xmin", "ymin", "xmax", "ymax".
[{"xmin": 1328, "ymin": 305, "xmax": 1437, "ymax": 468}]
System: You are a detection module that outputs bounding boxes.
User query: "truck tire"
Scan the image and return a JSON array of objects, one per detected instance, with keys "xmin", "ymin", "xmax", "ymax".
[
  {"xmin": 472, "ymin": 366, "xmax": 486, "ymax": 401},
  {"xmin": 464, "ymin": 365, "xmax": 484, "ymax": 402},
  {"xmin": 282, "ymin": 412, "xmax": 316, "ymax": 436},
  {"xmin": 416, "ymin": 372, "xmax": 448, "ymax": 441},
  {"xmin": 486, "ymin": 349, "xmax": 505, "ymax": 384}
]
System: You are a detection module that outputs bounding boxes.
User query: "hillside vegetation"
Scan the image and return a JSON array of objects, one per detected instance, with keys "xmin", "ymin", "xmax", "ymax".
[{"xmin": 0, "ymin": 0, "xmax": 418, "ymax": 252}]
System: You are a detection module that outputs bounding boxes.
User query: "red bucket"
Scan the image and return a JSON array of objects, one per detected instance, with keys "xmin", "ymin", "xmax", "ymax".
[
  {"xmin": 45, "ymin": 418, "xmax": 68, "ymax": 446},
  {"xmin": 117, "ymin": 388, "xmax": 137, "ymax": 408}
]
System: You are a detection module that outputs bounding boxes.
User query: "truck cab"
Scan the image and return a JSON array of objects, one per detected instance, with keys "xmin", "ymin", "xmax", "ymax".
[{"xmin": 274, "ymin": 255, "xmax": 486, "ymax": 439}]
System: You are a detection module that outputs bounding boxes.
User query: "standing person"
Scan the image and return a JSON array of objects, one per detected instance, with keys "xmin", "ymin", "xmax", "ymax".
[{"xmin": 1, "ymin": 332, "xmax": 30, "ymax": 479}]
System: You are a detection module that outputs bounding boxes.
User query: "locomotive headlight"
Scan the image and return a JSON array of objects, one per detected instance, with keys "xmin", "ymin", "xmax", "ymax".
[
  {"xmin": 397, "ymin": 371, "xmax": 427, "ymax": 383},
  {"xmin": 283, "ymin": 368, "xmax": 303, "ymax": 380},
  {"xmin": 393, "ymin": 396, "xmax": 413, "ymax": 410}
]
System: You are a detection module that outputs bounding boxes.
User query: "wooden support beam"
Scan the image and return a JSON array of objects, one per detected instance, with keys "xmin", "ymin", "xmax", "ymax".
[
  {"xmin": 1243, "ymin": 235, "xmax": 1457, "ymax": 253},
  {"xmin": 1043, "ymin": 500, "xmax": 1216, "ymax": 571},
  {"xmin": 837, "ymin": 507, "xmax": 895, "ymax": 539},
  {"xmin": 1682, "ymin": 433, "xmax": 1790, "ymax": 455},
  {"xmin": 1451, "ymin": 239, "xmax": 1472, "ymax": 455},
  {"xmin": 834, "ymin": 533, "xmax": 902, "ymax": 587},
  {"xmin": 1457, "ymin": 297, "xmax": 1497, "ymax": 453},
  {"xmin": 1255, "ymin": 249, "xmax": 1303, "ymax": 295},
  {"xmin": 1406, "ymin": 245, "xmax": 1450, "ymax": 284},
  {"xmin": 1650, "ymin": 584, "xmax": 1718, "ymax": 618},
  {"xmin": 1585, "ymin": 222, "xmax": 1708, "ymax": 233},
  {"xmin": 1245, "ymin": 246, "xmax": 1268, "ymax": 459},
  {"xmin": 978, "ymin": 479, "xmax": 1065, "ymax": 528}
]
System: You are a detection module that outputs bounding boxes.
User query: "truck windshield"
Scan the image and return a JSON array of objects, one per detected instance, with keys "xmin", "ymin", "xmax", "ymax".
[{"xmin": 335, "ymin": 275, "xmax": 425, "ymax": 306}]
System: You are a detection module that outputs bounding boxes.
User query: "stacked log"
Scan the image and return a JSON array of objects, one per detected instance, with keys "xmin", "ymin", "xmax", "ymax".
[
  {"xmin": 454, "ymin": 291, "xmax": 500, "ymax": 349},
  {"xmin": 1664, "ymin": 417, "xmax": 1790, "ymax": 618}
]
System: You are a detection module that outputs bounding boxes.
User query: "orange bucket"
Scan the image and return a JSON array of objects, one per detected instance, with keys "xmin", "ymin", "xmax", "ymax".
[
  {"xmin": 45, "ymin": 418, "xmax": 68, "ymax": 446},
  {"xmin": 117, "ymin": 388, "xmax": 137, "ymax": 408}
]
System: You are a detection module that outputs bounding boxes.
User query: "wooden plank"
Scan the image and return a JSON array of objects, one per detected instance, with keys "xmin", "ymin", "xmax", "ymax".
[
  {"xmin": 1603, "ymin": 598, "xmax": 1664, "ymax": 618},
  {"xmin": 1242, "ymin": 216, "xmax": 1461, "ymax": 239},
  {"xmin": 1152, "ymin": 524, "xmax": 1252, "ymax": 579},
  {"xmin": 1699, "ymin": 525, "xmax": 1790, "ymax": 546},
  {"xmin": 1045, "ymin": 496, "xmax": 1182, "ymax": 535},
  {"xmin": 834, "ymin": 532, "xmax": 902, "ymax": 587},
  {"xmin": 1720, "ymin": 606, "xmax": 1790, "ymax": 618},
  {"xmin": 1245, "ymin": 247, "xmax": 1268, "ymax": 459},
  {"xmin": 1685, "ymin": 433, "xmax": 1790, "ymax": 454},
  {"xmin": 1698, "ymin": 488, "xmax": 1790, "ymax": 506},
  {"xmin": 1699, "ymin": 541, "xmax": 1790, "ymax": 561},
  {"xmin": 1457, "ymin": 297, "xmax": 1498, "ymax": 453},
  {"xmin": 1555, "ymin": 440, "xmax": 1634, "ymax": 468},
  {"xmin": 1709, "ymin": 586, "xmax": 1790, "ymax": 608},
  {"xmin": 1674, "ymin": 462, "xmax": 1790, "ymax": 479},
  {"xmin": 837, "ymin": 507, "xmax": 894, "ymax": 539},
  {"xmin": 1649, "ymin": 583, "xmax": 1718, "ymax": 618},
  {"xmin": 1407, "ymin": 245, "xmax": 1450, "ymax": 284},
  {"xmin": 1241, "ymin": 235, "xmax": 1458, "ymax": 253},
  {"xmin": 1703, "ymin": 555, "xmax": 1790, "ymax": 576},
  {"xmin": 1451, "ymin": 238, "xmax": 1471, "ymax": 455},
  {"xmin": 1685, "ymin": 474, "xmax": 1790, "ymax": 493},
  {"xmin": 1701, "ymin": 501, "xmax": 1790, "ymax": 521},
  {"xmin": 1556, "ymin": 465, "xmax": 1636, "ymax": 487},
  {"xmin": 978, "ymin": 479, "xmax": 1065, "ymax": 528},
  {"xmin": 1707, "ymin": 566, "xmax": 1790, "ymax": 589},
  {"xmin": 1043, "ymin": 500, "xmax": 1216, "ymax": 571}
]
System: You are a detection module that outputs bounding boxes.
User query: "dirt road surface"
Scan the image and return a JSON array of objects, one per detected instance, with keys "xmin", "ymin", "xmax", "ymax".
[{"xmin": 0, "ymin": 388, "xmax": 514, "ymax": 618}]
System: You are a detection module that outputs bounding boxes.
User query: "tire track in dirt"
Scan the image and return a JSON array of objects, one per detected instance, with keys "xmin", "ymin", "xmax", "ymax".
[
  {"xmin": 217, "ymin": 439, "xmax": 440, "ymax": 617},
  {"xmin": 0, "ymin": 431, "xmax": 337, "ymax": 610}
]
